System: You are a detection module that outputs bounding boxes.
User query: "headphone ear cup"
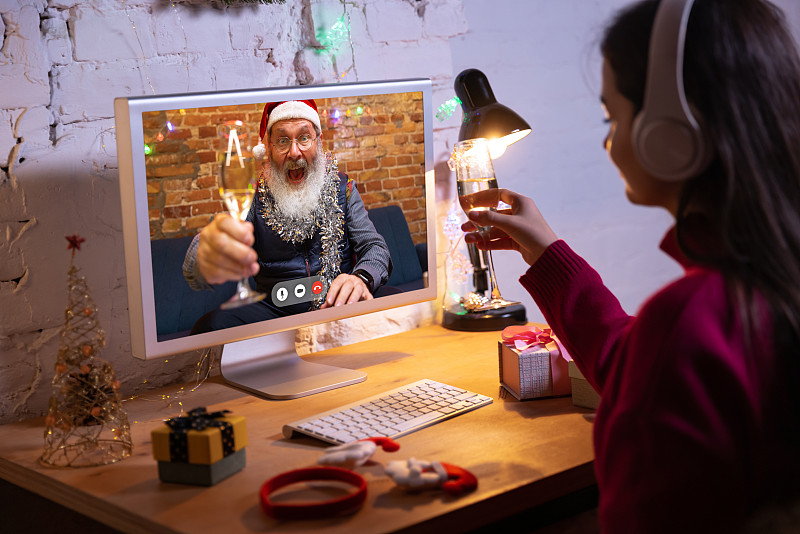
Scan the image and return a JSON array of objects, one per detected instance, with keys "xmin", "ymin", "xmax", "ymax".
[
  {"xmin": 633, "ymin": 0, "xmax": 713, "ymax": 182},
  {"xmin": 632, "ymin": 109, "xmax": 709, "ymax": 181}
]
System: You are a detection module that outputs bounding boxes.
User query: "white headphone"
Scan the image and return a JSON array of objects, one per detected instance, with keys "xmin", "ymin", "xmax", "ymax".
[{"xmin": 632, "ymin": 0, "xmax": 711, "ymax": 181}]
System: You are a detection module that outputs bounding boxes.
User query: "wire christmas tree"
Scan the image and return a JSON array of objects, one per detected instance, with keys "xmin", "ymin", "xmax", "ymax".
[{"xmin": 40, "ymin": 235, "xmax": 132, "ymax": 467}]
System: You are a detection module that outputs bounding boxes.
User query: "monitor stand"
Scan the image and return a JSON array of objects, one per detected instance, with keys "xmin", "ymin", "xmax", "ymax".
[{"xmin": 219, "ymin": 330, "xmax": 366, "ymax": 400}]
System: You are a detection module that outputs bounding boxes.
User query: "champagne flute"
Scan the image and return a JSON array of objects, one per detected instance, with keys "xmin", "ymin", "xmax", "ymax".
[
  {"xmin": 218, "ymin": 151, "xmax": 266, "ymax": 309},
  {"xmin": 450, "ymin": 138, "xmax": 519, "ymax": 311}
]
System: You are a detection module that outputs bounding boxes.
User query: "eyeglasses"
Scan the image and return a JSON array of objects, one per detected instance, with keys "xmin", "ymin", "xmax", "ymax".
[{"xmin": 271, "ymin": 134, "xmax": 316, "ymax": 154}]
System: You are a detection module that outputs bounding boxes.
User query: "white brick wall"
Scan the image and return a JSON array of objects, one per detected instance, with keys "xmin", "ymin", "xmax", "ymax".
[
  {"xmin": 6, "ymin": 0, "xmax": 794, "ymax": 425},
  {"xmin": 0, "ymin": 0, "xmax": 467, "ymax": 424},
  {"xmin": 354, "ymin": 39, "xmax": 454, "ymax": 80},
  {"xmin": 365, "ymin": 1, "xmax": 424, "ymax": 43},
  {"xmin": 1, "ymin": 5, "xmax": 50, "ymax": 109},
  {"xmin": 73, "ymin": 8, "xmax": 158, "ymax": 62},
  {"xmin": 41, "ymin": 17, "xmax": 71, "ymax": 65}
]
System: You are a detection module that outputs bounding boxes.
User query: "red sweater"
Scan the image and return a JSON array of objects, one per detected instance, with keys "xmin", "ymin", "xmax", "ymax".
[{"xmin": 521, "ymin": 233, "xmax": 799, "ymax": 533}]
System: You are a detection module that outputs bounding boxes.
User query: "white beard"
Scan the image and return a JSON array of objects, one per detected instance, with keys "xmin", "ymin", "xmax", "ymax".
[{"xmin": 267, "ymin": 146, "xmax": 327, "ymax": 220}]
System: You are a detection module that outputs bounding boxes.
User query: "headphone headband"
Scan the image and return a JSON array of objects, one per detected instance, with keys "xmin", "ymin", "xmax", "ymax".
[{"xmin": 632, "ymin": 0, "xmax": 711, "ymax": 181}]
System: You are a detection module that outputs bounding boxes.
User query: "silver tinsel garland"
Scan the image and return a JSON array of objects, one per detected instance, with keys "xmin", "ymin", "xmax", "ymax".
[{"xmin": 258, "ymin": 153, "xmax": 344, "ymax": 309}]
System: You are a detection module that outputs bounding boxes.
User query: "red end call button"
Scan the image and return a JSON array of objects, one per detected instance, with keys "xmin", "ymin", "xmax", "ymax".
[{"xmin": 311, "ymin": 281, "xmax": 324, "ymax": 294}]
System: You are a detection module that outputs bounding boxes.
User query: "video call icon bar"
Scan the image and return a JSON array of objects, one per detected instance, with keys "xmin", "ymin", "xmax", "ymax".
[{"xmin": 271, "ymin": 276, "xmax": 326, "ymax": 307}]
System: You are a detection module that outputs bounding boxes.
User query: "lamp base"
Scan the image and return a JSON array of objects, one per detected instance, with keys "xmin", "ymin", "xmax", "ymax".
[{"xmin": 441, "ymin": 303, "xmax": 527, "ymax": 332}]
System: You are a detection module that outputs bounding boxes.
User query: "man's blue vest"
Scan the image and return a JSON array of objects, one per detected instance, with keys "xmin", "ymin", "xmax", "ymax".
[{"xmin": 251, "ymin": 173, "xmax": 354, "ymax": 316}]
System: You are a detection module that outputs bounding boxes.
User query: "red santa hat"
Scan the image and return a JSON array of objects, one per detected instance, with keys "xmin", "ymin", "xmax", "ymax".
[{"xmin": 253, "ymin": 99, "xmax": 321, "ymax": 159}]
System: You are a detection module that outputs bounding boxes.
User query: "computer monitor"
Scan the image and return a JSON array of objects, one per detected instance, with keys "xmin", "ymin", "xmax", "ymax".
[{"xmin": 114, "ymin": 78, "xmax": 436, "ymax": 400}]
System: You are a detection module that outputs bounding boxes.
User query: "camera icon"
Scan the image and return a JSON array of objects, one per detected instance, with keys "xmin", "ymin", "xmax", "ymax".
[{"xmin": 294, "ymin": 284, "xmax": 306, "ymax": 298}]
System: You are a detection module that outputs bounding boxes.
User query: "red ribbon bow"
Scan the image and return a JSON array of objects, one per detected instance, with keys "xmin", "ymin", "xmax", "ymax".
[{"xmin": 501, "ymin": 325, "xmax": 554, "ymax": 352}]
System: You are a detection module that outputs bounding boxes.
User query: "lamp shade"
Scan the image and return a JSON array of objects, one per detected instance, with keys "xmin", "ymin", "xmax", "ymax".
[{"xmin": 455, "ymin": 68, "xmax": 531, "ymax": 158}]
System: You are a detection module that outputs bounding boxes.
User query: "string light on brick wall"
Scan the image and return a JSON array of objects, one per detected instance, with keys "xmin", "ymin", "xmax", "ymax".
[
  {"xmin": 317, "ymin": 14, "xmax": 349, "ymax": 55},
  {"xmin": 123, "ymin": 347, "xmax": 219, "ymax": 419},
  {"xmin": 320, "ymin": 104, "xmax": 371, "ymax": 127},
  {"xmin": 125, "ymin": 4, "xmax": 190, "ymax": 96},
  {"xmin": 144, "ymin": 115, "xmax": 182, "ymax": 156},
  {"xmin": 124, "ymin": 7, "xmax": 156, "ymax": 95},
  {"xmin": 314, "ymin": 0, "xmax": 358, "ymax": 81},
  {"xmin": 436, "ymin": 96, "xmax": 462, "ymax": 122},
  {"xmin": 171, "ymin": 3, "xmax": 190, "ymax": 85}
]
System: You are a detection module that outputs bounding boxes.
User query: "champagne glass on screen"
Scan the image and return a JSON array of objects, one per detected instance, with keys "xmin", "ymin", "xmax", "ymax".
[
  {"xmin": 217, "ymin": 127, "xmax": 265, "ymax": 310},
  {"xmin": 450, "ymin": 138, "xmax": 519, "ymax": 311}
]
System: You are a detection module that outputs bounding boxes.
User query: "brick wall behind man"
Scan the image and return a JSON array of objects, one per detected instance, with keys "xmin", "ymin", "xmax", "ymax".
[
  {"xmin": 145, "ymin": 93, "xmax": 426, "ymax": 244},
  {"xmin": 144, "ymin": 104, "xmax": 262, "ymax": 239}
]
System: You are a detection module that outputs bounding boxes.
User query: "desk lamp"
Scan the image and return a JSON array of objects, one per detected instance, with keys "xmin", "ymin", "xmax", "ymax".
[{"xmin": 442, "ymin": 68, "xmax": 531, "ymax": 331}]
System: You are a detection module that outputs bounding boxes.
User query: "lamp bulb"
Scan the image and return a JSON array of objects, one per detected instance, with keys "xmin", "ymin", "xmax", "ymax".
[{"xmin": 488, "ymin": 139, "xmax": 507, "ymax": 159}]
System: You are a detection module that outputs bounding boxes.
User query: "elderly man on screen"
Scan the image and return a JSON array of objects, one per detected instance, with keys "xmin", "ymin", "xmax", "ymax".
[{"xmin": 183, "ymin": 99, "xmax": 392, "ymax": 334}]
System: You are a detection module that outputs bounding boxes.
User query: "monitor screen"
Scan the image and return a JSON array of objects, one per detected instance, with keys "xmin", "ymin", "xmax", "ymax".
[{"xmin": 115, "ymin": 79, "xmax": 436, "ymax": 399}]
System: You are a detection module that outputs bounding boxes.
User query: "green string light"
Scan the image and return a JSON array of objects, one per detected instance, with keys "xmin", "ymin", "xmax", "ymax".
[
  {"xmin": 436, "ymin": 96, "xmax": 462, "ymax": 122},
  {"xmin": 317, "ymin": 15, "xmax": 349, "ymax": 54}
]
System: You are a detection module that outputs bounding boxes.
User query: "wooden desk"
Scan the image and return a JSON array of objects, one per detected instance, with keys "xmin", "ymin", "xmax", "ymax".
[{"xmin": 0, "ymin": 324, "xmax": 595, "ymax": 533}]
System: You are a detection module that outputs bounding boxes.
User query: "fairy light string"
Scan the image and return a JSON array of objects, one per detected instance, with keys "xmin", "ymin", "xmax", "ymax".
[
  {"xmin": 341, "ymin": 1, "xmax": 358, "ymax": 81},
  {"xmin": 122, "ymin": 7, "xmax": 214, "ymax": 406},
  {"xmin": 440, "ymin": 200, "xmax": 473, "ymax": 310},
  {"xmin": 317, "ymin": 14, "xmax": 349, "ymax": 54},
  {"xmin": 171, "ymin": 3, "xmax": 191, "ymax": 86},
  {"xmin": 122, "ymin": 0, "xmax": 365, "ymax": 411},
  {"xmin": 123, "ymin": 347, "xmax": 219, "ymax": 421},
  {"xmin": 436, "ymin": 96, "xmax": 462, "ymax": 122},
  {"xmin": 124, "ymin": 7, "xmax": 156, "ymax": 96},
  {"xmin": 314, "ymin": 0, "xmax": 358, "ymax": 81}
]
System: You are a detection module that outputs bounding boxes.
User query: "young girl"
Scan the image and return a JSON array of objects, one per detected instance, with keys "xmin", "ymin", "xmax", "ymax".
[{"xmin": 463, "ymin": 0, "xmax": 800, "ymax": 531}]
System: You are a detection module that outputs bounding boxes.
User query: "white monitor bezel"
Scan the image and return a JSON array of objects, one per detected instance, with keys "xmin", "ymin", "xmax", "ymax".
[{"xmin": 115, "ymin": 78, "xmax": 436, "ymax": 361}]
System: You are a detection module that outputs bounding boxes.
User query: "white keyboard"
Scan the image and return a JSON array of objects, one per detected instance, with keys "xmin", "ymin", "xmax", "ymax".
[{"xmin": 283, "ymin": 379, "xmax": 493, "ymax": 445}]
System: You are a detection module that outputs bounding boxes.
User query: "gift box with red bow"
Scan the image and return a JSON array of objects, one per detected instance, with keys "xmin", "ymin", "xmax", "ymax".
[
  {"xmin": 151, "ymin": 406, "xmax": 248, "ymax": 486},
  {"xmin": 498, "ymin": 326, "xmax": 572, "ymax": 400}
]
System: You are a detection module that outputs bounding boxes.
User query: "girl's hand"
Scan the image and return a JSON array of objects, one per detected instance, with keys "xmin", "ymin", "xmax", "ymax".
[{"xmin": 461, "ymin": 188, "xmax": 558, "ymax": 266}]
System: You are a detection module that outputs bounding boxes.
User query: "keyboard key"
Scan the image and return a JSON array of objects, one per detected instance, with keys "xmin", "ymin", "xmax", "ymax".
[
  {"xmin": 393, "ymin": 411, "xmax": 444, "ymax": 432},
  {"xmin": 329, "ymin": 431, "xmax": 356, "ymax": 443}
]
